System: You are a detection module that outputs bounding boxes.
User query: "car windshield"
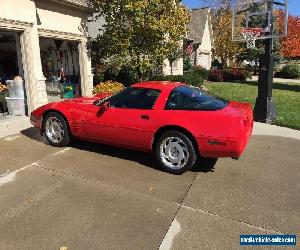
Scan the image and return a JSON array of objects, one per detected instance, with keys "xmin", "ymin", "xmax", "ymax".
[{"xmin": 165, "ymin": 86, "xmax": 228, "ymax": 111}]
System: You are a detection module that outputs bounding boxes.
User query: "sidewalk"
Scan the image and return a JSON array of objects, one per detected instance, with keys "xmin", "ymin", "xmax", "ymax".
[
  {"xmin": 0, "ymin": 115, "xmax": 32, "ymax": 139},
  {"xmin": 250, "ymin": 75, "xmax": 300, "ymax": 84},
  {"xmin": 253, "ymin": 122, "xmax": 300, "ymax": 140}
]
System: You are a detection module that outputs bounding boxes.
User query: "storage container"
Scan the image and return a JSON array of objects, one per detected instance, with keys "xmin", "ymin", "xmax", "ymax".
[
  {"xmin": 6, "ymin": 80, "xmax": 25, "ymax": 98},
  {"xmin": 5, "ymin": 97, "xmax": 25, "ymax": 116}
]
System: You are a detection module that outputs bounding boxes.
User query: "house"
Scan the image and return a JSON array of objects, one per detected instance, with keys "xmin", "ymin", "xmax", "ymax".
[
  {"xmin": 187, "ymin": 8, "xmax": 214, "ymax": 70},
  {"xmin": 163, "ymin": 7, "xmax": 214, "ymax": 75},
  {"xmin": 0, "ymin": 0, "xmax": 94, "ymax": 114}
]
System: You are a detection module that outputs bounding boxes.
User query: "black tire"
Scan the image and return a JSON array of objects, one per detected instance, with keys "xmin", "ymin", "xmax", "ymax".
[
  {"xmin": 155, "ymin": 130, "xmax": 197, "ymax": 175},
  {"xmin": 43, "ymin": 112, "xmax": 71, "ymax": 147}
]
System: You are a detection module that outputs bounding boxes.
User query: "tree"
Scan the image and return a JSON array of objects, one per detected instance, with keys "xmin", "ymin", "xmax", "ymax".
[
  {"xmin": 90, "ymin": 0, "xmax": 190, "ymax": 77},
  {"xmin": 280, "ymin": 14, "xmax": 300, "ymax": 58},
  {"xmin": 212, "ymin": 7, "xmax": 245, "ymax": 67},
  {"xmin": 195, "ymin": 0, "xmax": 244, "ymax": 67}
]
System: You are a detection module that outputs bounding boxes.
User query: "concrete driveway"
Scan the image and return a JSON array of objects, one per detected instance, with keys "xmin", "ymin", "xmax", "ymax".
[{"xmin": 0, "ymin": 128, "xmax": 299, "ymax": 250}]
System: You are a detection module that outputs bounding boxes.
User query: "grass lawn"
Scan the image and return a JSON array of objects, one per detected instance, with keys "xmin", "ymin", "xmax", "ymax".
[{"xmin": 204, "ymin": 81, "xmax": 300, "ymax": 130}]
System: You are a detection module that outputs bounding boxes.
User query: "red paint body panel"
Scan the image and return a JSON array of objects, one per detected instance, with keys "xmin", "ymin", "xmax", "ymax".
[{"xmin": 30, "ymin": 81, "xmax": 253, "ymax": 158}]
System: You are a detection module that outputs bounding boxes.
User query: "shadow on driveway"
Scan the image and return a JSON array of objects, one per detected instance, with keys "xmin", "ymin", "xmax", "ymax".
[{"xmin": 21, "ymin": 127, "xmax": 218, "ymax": 173}]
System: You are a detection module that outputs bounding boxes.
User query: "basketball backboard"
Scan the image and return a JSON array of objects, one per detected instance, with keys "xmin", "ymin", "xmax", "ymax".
[{"xmin": 232, "ymin": 0, "xmax": 288, "ymax": 42}]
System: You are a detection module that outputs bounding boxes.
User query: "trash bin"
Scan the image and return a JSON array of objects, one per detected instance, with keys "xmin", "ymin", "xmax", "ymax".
[
  {"xmin": 5, "ymin": 97, "xmax": 25, "ymax": 116},
  {"xmin": 6, "ymin": 80, "xmax": 24, "ymax": 98}
]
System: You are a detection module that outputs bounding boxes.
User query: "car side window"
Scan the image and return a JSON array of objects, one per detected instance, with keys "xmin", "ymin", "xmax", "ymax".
[
  {"xmin": 109, "ymin": 87, "xmax": 160, "ymax": 110},
  {"xmin": 165, "ymin": 86, "xmax": 228, "ymax": 111}
]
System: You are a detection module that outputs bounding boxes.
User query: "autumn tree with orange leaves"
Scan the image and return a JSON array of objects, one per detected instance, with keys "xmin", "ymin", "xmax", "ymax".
[{"xmin": 280, "ymin": 15, "xmax": 300, "ymax": 58}]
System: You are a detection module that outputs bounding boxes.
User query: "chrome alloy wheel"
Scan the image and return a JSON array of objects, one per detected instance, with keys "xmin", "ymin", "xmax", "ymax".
[
  {"xmin": 160, "ymin": 137, "xmax": 190, "ymax": 170},
  {"xmin": 45, "ymin": 116, "xmax": 65, "ymax": 144}
]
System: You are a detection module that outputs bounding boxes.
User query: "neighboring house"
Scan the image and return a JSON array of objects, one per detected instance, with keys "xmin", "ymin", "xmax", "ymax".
[
  {"xmin": 0, "ymin": 0, "xmax": 94, "ymax": 114},
  {"xmin": 163, "ymin": 7, "xmax": 214, "ymax": 75},
  {"xmin": 187, "ymin": 8, "xmax": 214, "ymax": 70}
]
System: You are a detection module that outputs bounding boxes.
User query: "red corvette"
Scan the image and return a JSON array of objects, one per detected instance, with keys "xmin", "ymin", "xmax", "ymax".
[{"xmin": 30, "ymin": 81, "xmax": 253, "ymax": 174}]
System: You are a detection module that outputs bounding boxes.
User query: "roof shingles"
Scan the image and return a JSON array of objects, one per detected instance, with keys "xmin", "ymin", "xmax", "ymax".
[{"xmin": 187, "ymin": 8, "xmax": 209, "ymax": 45}]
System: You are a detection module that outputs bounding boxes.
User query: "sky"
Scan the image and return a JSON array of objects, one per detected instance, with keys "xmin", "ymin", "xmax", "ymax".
[{"xmin": 182, "ymin": 0, "xmax": 300, "ymax": 16}]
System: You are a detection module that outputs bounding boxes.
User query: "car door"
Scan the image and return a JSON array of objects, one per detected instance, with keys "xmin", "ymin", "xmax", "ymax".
[{"xmin": 86, "ymin": 87, "xmax": 161, "ymax": 151}]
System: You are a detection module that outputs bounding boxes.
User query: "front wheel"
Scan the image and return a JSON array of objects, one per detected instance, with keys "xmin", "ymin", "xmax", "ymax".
[
  {"xmin": 155, "ymin": 131, "xmax": 197, "ymax": 175},
  {"xmin": 44, "ymin": 112, "xmax": 70, "ymax": 147}
]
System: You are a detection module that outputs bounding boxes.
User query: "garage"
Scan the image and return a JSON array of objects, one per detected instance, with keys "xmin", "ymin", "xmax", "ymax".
[
  {"xmin": 39, "ymin": 38, "xmax": 81, "ymax": 103},
  {"xmin": 0, "ymin": 31, "xmax": 26, "ymax": 116}
]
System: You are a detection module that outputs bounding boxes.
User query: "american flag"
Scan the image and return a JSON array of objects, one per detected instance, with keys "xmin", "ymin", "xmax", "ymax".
[{"xmin": 186, "ymin": 42, "xmax": 193, "ymax": 56}]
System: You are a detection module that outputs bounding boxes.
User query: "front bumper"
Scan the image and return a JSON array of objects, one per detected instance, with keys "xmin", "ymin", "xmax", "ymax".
[{"xmin": 30, "ymin": 114, "xmax": 43, "ymax": 131}]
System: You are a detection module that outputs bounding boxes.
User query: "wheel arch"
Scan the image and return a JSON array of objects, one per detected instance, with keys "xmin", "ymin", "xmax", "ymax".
[
  {"xmin": 43, "ymin": 109, "xmax": 71, "ymax": 134},
  {"xmin": 152, "ymin": 125, "xmax": 200, "ymax": 154}
]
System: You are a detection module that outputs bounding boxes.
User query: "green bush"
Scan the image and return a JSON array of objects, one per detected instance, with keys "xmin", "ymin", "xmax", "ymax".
[
  {"xmin": 164, "ymin": 75, "xmax": 186, "ymax": 82},
  {"xmin": 184, "ymin": 71, "xmax": 204, "ymax": 86},
  {"xmin": 93, "ymin": 65, "xmax": 140, "ymax": 87},
  {"xmin": 192, "ymin": 65, "xmax": 209, "ymax": 80},
  {"xmin": 149, "ymin": 73, "xmax": 203, "ymax": 86},
  {"xmin": 183, "ymin": 57, "xmax": 193, "ymax": 71},
  {"xmin": 116, "ymin": 67, "xmax": 139, "ymax": 86},
  {"xmin": 149, "ymin": 75, "xmax": 166, "ymax": 81},
  {"xmin": 275, "ymin": 64, "xmax": 300, "ymax": 79},
  {"xmin": 149, "ymin": 75, "xmax": 186, "ymax": 82}
]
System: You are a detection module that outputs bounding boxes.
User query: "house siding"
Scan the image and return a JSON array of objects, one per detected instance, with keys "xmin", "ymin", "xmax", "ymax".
[{"xmin": 197, "ymin": 18, "xmax": 212, "ymax": 69}]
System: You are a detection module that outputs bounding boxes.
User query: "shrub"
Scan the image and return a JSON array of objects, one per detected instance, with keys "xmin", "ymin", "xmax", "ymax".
[
  {"xmin": 164, "ymin": 75, "xmax": 186, "ymax": 83},
  {"xmin": 149, "ymin": 75, "xmax": 186, "ymax": 83},
  {"xmin": 149, "ymin": 73, "xmax": 203, "ymax": 86},
  {"xmin": 208, "ymin": 68, "xmax": 251, "ymax": 82},
  {"xmin": 149, "ymin": 75, "xmax": 166, "ymax": 81},
  {"xmin": 93, "ymin": 80, "xmax": 124, "ymax": 95},
  {"xmin": 93, "ymin": 65, "xmax": 140, "ymax": 86},
  {"xmin": 275, "ymin": 64, "xmax": 300, "ymax": 79},
  {"xmin": 116, "ymin": 66, "xmax": 140, "ymax": 86},
  {"xmin": 208, "ymin": 69, "xmax": 224, "ymax": 82},
  {"xmin": 184, "ymin": 71, "xmax": 204, "ymax": 86},
  {"xmin": 183, "ymin": 57, "xmax": 193, "ymax": 71},
  {"xmin": 226, "ymin": 68, "xmax": 247, "ymax": 81},
  {"xmin": 192, "ymin": 65, "xmax": 209, "ymax": 80}
]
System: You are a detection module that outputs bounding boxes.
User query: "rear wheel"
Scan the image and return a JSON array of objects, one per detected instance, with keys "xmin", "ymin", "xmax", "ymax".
[
  {"xmin": 155, "ymin": 131, "xmax": 197, "ymax": 175},
  {"xmin": 44, "ymin": 112, "xmax": 70, "ymax": 147}
]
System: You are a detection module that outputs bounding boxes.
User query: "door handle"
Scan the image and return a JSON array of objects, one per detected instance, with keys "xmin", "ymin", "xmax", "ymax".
[{"xmin": 141, "ymin": 114, "xmax": 150, "ymax": 120}]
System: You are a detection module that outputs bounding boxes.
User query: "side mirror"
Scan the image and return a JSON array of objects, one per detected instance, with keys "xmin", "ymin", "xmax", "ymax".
[
  {"xmin": 93, "ymin": 98, "xmax": 107, "ymax": 106},
  {"xmin": 100, "ymin": 101, "xmax": 110, "ymax": 109}
]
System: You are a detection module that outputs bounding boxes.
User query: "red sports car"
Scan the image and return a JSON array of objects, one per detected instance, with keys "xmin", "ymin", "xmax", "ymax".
[{"xmin": 30, "ymin": 81, "xmax": 253, "ymax": 174}]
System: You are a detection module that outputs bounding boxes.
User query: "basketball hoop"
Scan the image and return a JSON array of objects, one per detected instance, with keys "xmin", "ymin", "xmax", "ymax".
[{"xmin": 241, "ymin": 28, "xmax": 263, "ymax": 49}]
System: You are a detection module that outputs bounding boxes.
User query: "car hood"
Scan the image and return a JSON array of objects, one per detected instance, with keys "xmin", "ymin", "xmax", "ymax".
[{"xmin": 63, "ymin": 93, "xmax": 112, "ymax": 105}]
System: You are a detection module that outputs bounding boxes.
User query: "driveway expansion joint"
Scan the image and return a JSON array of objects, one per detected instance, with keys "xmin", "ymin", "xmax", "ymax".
[
  {"xmin": 0, "ymin": 155, "xmax": 31, "ymax": 165},
  {"xmin": 30, "ymin": 163, "xmax": 182, "ymax": 208},
  {"xmin": 158, "ymin": 172, "xmax": 198, "ymax": 249},
  {"xmin": 181, "ymin": 205, "xmax": 288, "ymax": 235}
]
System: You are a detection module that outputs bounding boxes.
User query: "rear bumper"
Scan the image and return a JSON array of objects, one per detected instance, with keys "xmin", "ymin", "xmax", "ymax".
[{"xmin": 196, "ymin": 123, "xmax": 253, "ymax": 159}]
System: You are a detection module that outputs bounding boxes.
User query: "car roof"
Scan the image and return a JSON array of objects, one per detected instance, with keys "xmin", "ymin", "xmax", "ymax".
[{"xmin": 132, "ymin": 81, "xmax": 184, "ymax": 91}]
